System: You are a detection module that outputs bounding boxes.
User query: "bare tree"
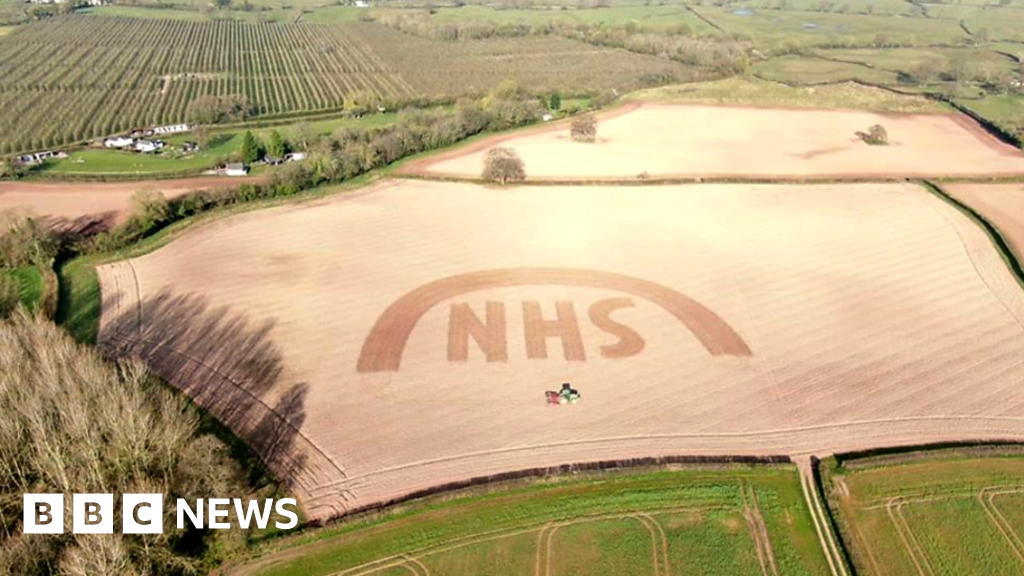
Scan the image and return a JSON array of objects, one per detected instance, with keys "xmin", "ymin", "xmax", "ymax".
[
  {"xmin": 570, "ymin": 115, "xmax": 598, "ymax": 143},
  {"xmin": 482, "ymin": 147, "xmax": 526, "ymax": 184}
]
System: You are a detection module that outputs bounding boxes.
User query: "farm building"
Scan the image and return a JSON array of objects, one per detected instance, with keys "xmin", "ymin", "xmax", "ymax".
[
  {"xmin": 225, "ymin": 163, "xmax": 249, "ymax": 176},
  {"xmin": 152, "ymin": 124, "xmax": 190, "ymax": 135},
  {"xmin": 104, "ymin": 136, "xmax": 134, "ymax": 149},
  {"xmin": 135, "ymin": 140, "xmax": 165, "ymax": 153},
  {"xmin": 16, "ymin": 150, "xmax": 63, "ymax": 165}
]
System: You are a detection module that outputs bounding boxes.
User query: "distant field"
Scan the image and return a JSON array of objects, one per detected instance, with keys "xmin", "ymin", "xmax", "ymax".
[
  {"xmin": 957, "ymin": 94, "xmax": 1024, "ymax": 140},
  {"xmin": 404, "ymin": 4, "xmax": 716, "ymax": 32},
  {"xmin": 417, "ymin": 102, "xmax": 1024, "ymax": 179},
  {"xmin": 824, "ymin": 451, "xmax": 1024, "ymax": 576},
  {"xmin": 631, "ymin": 76, "xmax": 947, "ymax": 111},
  {"xmin": 752, "ymin": 55, "xmax": 900, "ymax": 84},
  {"xmin": 731, "ymin": 0, "xmax": 918, "ymax": 16},
  {"xmin": 232, "ymin": 467, "xmax": 829, "ymax": 576},
  {"xmin": 0, "ymin": 16, "xmax": 687, "ymax": 155},
  {"xmin": 691, "ymin": 6, "xmax": 968, "ymax": 49}
]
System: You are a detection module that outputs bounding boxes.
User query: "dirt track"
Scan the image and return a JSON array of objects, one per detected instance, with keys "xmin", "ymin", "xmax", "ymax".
[
  {"xmin": 96, "ymin": 179, "xmax": 1024, "ymax": 521},
  {"xmin": 0, "ymin": 176, "xmax": 262, "ymax": 224},
  {"xmin": 407, "ymin": 103, "xmax": 1024, "ymax": 180}
]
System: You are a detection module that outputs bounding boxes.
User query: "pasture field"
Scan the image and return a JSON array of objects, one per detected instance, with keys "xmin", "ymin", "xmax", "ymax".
[
  {"xmin": 823, "ymin": 450, "xmax": 1024, "ymax": 576},
  {"xmin": 690, "ymin": 6, "xmax": 968, "ymax": 49},
  {"xmin": 630, "ymin": 76, "xmax": 946, "ymax": 111},
  {"xmin": 0, "ymin": 16, "xmax": 684, "ymax": 155},
  {"xmin": 230, "ymin": 466, "xmax": 829, "ymax": 576},
  {"xmin": 37, "ymin": 110, "xmax": 399, "ymax": 176},
  {"xmin": 393, "ymin": 3, "xmax": 716, "ymax": 32},
  {"xmin": 751, "ymin": 55, "xmax": 900, "ymax": 85},
  {"xmin": 944, "ymin": 183, "xmax": 1024, "ymax": 266},
  {"xmin": 95, "ymin": 179, "xmax": 1024, "ymax": 520},
  {"xmin": 412, "ymin": 102, "xmax": 1024, "ymax": 180}
]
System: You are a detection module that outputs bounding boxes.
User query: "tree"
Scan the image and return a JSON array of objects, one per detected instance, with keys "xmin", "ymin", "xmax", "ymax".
[
  {"xmin": 267, "ymin": 129, "xmax": 288, "ymax": 158},
  {"xmin": 240, "ymin": 130, "xmax": 262, "ymax": 163},
  {"xmin": 570, "ymin": 115, "xmax": 598, "ymax": 142},
  {"xmin": 128, "ymin": 189, "xmax": 171, "ymax": 236},
  {"xmin": 191, "ymin": 125, "xmax": 212, "ymax": 149},
  {"xmin": 0, "ymin": 312, "xmax": 264, "ymax": 575},
  {"xmin": 858, "ymin": 124, "xmax": 889, "ymax": 145},
  {"xmin": 482, "ymin": 147, "xmax": 526, "ymax": 185},
  {"xmin": 291, "ymin": 122, "xmax": 317, "ymax": 151},
  {"xmin": 549, "ymin": 92, "xmax": 562, "ymax": 111}
]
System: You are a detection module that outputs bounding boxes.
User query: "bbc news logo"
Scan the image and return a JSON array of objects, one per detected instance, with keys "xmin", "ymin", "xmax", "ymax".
[{"xmin": 23, "ymin": 494, "xmax": 299, "ymax": 534}]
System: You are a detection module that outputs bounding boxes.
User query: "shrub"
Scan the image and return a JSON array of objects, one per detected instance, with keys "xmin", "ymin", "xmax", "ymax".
[
  {"xmin": 0, "ymin": 211, "xmax": 59, "ymax": 269},
  {"xmin": 571, "ymin": 115, "xmax": 598, "ymax": 142},
  {"xmin": 482, "ymin": 147, "xmax": 526, "ymax": 184},
  {"xmin": 858, "ymin": 124, "xmax": 889, "ymax": 145}
]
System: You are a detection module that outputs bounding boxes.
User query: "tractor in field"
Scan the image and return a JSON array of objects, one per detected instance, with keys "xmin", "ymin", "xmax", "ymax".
[{"xmin": 546, "ymin": 383, "xmax": 581, "ymax": 405}]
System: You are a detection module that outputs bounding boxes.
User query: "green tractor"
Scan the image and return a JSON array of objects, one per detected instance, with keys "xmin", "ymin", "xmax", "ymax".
[{"xmin": 546, "ymin": 383, "xmax": 581, "ymax": 405}]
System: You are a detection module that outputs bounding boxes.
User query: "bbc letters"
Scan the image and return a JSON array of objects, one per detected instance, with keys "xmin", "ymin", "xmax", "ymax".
[{"xmin": 24, "ymin": 494, "xmax": 298, "ymax": 534}]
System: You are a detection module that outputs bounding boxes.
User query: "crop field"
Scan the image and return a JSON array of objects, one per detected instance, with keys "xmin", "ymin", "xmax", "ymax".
[
  {"xmin": 95, "ymin": 179, "xmax": 1024, "ymax": 520},
  {"xmin": 944, "ymin": 183, "xmax": 1024, "ymax": 264},
  {"xmin": 231, "ymin": 466, "xmax": 829, "ymax": 576},
  {"xmin": 0, "ymin": 16, "xmax": 686, "ymax": 155},
  {"xmin": 0, "ymin": 177, "xmax": 259, "ymax": 226},
  {"xmin": 824, "ymin": 451, "xmax": 1024, "ymax": 576},
  {"xmin": 412, "ymin": 103, "xmax": 1024, "ymax": 180}
]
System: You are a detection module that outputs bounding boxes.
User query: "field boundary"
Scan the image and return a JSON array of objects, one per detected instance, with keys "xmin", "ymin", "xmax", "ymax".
[
  {"xmin": 320, "ymin": 455, "xmax": 791, "ymax": 526},
  {"xmin": 922, "ymin": 181, "xmax": 1024, "ymax": 292}
]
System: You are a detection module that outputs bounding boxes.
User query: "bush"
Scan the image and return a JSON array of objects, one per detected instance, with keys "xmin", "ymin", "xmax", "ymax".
[
  {"xmin": 0, "ymin": 274, "xmax": 19, "ymax": 319},
  {"xmin": 0, "ymin": 211, "xmax": 59, "ymax": 269},
  {"xmin": 482, "ymin": 147, "xmax": 526, "ymax": 184},
  {"xmin": 571, "ymin": 115, "xmax": 598, "ymax": 142},
  {"xmin": 858, "ymin": 124, "xmax": 889, "ymax": 145}
]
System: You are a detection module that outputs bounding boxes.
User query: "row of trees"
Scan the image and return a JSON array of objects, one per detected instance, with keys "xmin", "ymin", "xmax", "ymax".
[{"xmin": 84, "ymin": 87, "xmax": 547, "ymax": 254}]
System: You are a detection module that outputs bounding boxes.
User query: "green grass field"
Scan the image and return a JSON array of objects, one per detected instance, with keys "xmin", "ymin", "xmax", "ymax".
[
  {"xmin": 38, "ymin": 112, "xmax": 399, "ymax": 176},
  {"xmin": 692, "ymin": 6, "xmax": 968, "ymax": 49},
  {"xmin": 231, "ymin": 466, "xmax": 830, "ymax": 576},
  {"xmin": 631, "ymin": 75, "xmax": 948, "ymax": 112},
  {"xmin": 823, "ymin": 449, "xmax": 1024, "ymax": 576},
  {"xmin": 752, "ymin": 54, "xmax": 901, "ymax": 84}
]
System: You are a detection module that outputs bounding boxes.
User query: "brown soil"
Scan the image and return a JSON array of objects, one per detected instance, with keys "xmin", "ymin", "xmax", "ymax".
[
  {"xmin": 404, "ymin": 103, "xmax": 1024, "ymax": 181},
  {"xmin": 96, "ymin": 179, "xmax": 1024, "ymax": 521},
  {"xmin": 0, "ymin": 176, "xmax": 263, "ymax": 225},
  {"xmin": 944, "ymin": 183, "xmax": 1024, "ymax": 263}
]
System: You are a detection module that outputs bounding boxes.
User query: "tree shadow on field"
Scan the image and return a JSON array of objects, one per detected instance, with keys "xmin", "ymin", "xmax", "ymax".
[{"xmin": 100, "ymin": 289, "xmax": 312, "ymax": 490}]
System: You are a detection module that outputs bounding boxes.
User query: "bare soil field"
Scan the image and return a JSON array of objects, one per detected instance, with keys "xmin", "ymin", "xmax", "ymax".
[
  {"xmin": 407, "ymin": 103, "xmax": 1024, "ymax": 180},
  {"xmin": 96, "ymin": 179, "xmax": 1024, "ymax": 521},
  {"xmin": 0, "ymin": 176, "xmax": 261, "ymax": 225},
  {"xmin": 944, "ymin": 183, "xmax": 1024, "ymax": 263}
]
